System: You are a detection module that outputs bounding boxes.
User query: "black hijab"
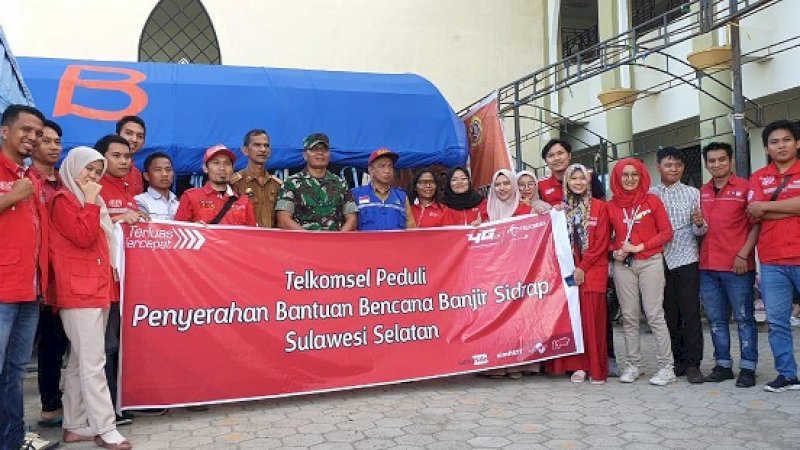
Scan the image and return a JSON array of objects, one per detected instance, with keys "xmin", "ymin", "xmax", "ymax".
[{"xmin": 442, "ymin": 166, "xmax": 484, "ymax": 210}]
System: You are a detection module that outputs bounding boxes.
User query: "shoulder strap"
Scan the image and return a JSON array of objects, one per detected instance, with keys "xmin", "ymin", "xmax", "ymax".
[
  {"xmin": 210, "ymin": 196, "xmax": 238, "ymax": 224},
  {"xmin": 770, "ymin": 175, "xmax": 792, "ymax": 201}
]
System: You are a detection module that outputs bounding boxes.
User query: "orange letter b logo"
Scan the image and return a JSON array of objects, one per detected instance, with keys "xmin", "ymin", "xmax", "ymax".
[{"xmin": 53, "ymin": 65, "xmax": 148, "ymax": 121}]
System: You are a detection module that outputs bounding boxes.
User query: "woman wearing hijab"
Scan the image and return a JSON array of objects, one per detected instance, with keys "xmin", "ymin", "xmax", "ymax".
[
  {"xmin": 516, "ymin": 170, "xmax": 553, "ymax": 215},
  {"xmin": 441, "ymin": 166, "xmax": 486, "ymax": 226},
  {"xmin": 607, "ymin": 158, "xmax": 675, "ymax": 387},
  {"xmin": 49, "ymin": 147, "xmax": 133, "ymax": 449},
  {"xmin": 408, "ymin": 167, "xmax": 445, "ymax": 228},
  {"xmin": 481, "ymin": 169, "xmax": 531, "ymax": 222},
  {"xmin": 545, "ymin": 164, "xmax": 611, "ymax": 384}
]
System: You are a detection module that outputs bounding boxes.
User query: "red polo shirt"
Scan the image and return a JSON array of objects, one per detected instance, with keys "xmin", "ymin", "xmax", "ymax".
[
  {"xmin": 0, "ymin": 152, "xmax": 49, "ymax": 302},
  {"xmin": 441, "ymin": 199, "xmax": 487, "ymax": 226},
  {"xmin": 99, "ymin": 174, "xmax": 139, "ymax": 218},
  {"xmin": 175, "ymin": 183, "xmax": 256, "ymax": 226},
  {"xmin": 699, "ymin": 174, "xmax": 755, "ymax": 271},
  {"xmin": 124, "ymin": 166, "xmax": 145, "ymax": 196},
  {"xmin": 29, "ymin": 166, "xmax": 61, "ymax": 205},
  {"xmin": 478, "ymin": 201, "xmax": 532, "ymax": 222},
  {"xmin": 749, "ymin": 159, "xmax": 800, "ymax": 264},
  {"xmin": 411, "ymin": 201, "xmax": 446, "ymax": 228}
]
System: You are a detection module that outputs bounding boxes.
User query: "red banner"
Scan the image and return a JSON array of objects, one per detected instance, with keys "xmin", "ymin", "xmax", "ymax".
[
  {"xmin": 463, "ymin": 91, "xmax": 513, "ymax": 188},
  {"xmin": 118, "ymin": 213, "xmax": 581, "ymax": 409}
]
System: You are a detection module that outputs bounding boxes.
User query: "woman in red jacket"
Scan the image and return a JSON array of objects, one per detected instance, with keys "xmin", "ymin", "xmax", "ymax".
[
  {"xmin": 441, "ymin": 166, "xmax": 486, "ymax": 226},
  {"xmin": 50, "ymin": 146, "xmax": 133, "ymax": 449},
  {"xmin": 545, "ymin": 164, "xmax": 610, "ymax": 384},
  {"xmin": 408, "ymin": 167, "xmax": 446, "ymax": 228},
  {"xmin": 607, "ymin": 158, "xmax": 676, "ymax": 387}
]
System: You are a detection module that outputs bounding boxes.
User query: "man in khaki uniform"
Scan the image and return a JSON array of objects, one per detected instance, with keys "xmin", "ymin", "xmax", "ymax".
[{"xmin": 231, "ymin": 129, "xmax": 282, "ymax": 227}]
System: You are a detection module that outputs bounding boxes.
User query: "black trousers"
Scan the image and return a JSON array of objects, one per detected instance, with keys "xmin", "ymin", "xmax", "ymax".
[
  {"xmin": 36, "ymin": 305, "xmax": 69, "ymax": 412},
  {"xmin": 664, "ymin": 261, "xmax": 704, "ymax": 368},
  {"xmin": 104, "ymin": 302, "xmax": 121, "ymax": 412}
]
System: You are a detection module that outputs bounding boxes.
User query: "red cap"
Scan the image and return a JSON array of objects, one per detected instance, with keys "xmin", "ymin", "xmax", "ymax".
[
  {"xmin": 203, "ymin": 144, "xmax": 236, "ymax": 164},
  {"xmin": 368, "ymin": 148, "xmax": 399, "ymax": 165}
]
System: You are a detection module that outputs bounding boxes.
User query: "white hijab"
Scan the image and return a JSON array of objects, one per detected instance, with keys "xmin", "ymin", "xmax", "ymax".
[
  {"xmin": 59, "ymin": 146, "xmax": 117, "ymax": 268},
  {"xmin": 486, "ymin": 169, "xmax": 521, "ymax": 222}
]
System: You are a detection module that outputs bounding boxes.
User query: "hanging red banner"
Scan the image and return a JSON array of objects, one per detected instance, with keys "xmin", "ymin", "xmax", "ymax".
[
  {"xmin": 463, "ymin": 91, "xmax": 513, "ymax": 188},
  {"xmin": 117, "ymin": 213, "xmax": 581, "ymax": 409}
]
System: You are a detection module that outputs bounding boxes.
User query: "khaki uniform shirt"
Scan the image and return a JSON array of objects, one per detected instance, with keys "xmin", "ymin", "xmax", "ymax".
[{"xmin": 231, "ymin": 167, "xmax": 282, "ymax": 228}]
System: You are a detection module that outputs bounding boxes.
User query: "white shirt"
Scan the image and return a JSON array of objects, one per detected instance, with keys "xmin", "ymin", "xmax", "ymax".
[
  {"xmin": 650, "ymin": 182, "xmax": 708, "ymax": 270},
  {"xmin": 135, "ymin": 187, "xmax": 179, "ymax": 220}
]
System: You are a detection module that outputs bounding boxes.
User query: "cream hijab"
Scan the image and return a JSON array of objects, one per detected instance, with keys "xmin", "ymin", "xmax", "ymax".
[
  {"xmin": 58, "ymin": 146, "xmax": 117, "ymax": 268},
  {"xmin": 486, "ymin": 169, "xmax": 521, "ymax": 222}
]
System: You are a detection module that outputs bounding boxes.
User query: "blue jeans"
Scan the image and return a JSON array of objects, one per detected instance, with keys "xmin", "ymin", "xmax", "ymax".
[
  {"xmin": 760, "ymin": 264, "xmax": 800, "ymax": 378},
  {"xmin": 0, "ymin": 300, "xmax": 40, "ymax": 450},
  {"xmin": 699, "ymin": 271, "xmax": 758, "ymax": 370}
]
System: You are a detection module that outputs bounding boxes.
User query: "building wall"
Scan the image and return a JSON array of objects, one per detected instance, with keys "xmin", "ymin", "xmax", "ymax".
[{"xmin": 1, "ymin": 0, "xmax": 545, "ymax": 111}]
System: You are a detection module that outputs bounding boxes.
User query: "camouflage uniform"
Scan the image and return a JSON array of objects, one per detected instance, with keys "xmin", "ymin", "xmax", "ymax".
[
  {"xmin": 230, "ymin": 167, "xmax": 282, "ymax": 228},
  {"xmin": 276, "ymin": 169, "xmax": 357, "ymax": 231}
]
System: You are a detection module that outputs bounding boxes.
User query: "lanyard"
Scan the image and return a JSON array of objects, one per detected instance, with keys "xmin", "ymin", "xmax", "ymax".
[{"xmin": 622, "ymin": 205, "xmax": 641, "ymax": 243}]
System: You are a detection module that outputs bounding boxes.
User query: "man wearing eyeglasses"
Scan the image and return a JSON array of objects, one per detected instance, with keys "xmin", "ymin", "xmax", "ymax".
[
  {"xmin": 352, "ymin": 148, "xmax": 415, "ymax": 231},
  {"xmin": 276, "ymin": 133, "xmax": 357, "ymax": 231}
]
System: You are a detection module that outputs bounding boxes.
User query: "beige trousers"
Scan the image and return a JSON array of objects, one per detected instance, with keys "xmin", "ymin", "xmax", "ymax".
[
  {"xmin": 59, "ymin": 308, "xmax": 116, "ymax": 434},
  {"xmin": 612, "ymin": 254, "xmax": 674, "ymax": 368}
]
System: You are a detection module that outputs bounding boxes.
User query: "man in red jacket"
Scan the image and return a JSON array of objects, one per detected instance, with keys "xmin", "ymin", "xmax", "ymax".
[
  {"xmin": 175, "ymin": 145, "xmax": 256, "ymax": 226},
  {"xmin": 116, "ymin": 115, "xmax": 146, "ymax": 195},
  {"xmin": 747, "ymin": 119, "xmax": 800, "ymax": 392},
  {"xmin": 0, "ymin": 104, "xmax": 55, "ymax": 450}
]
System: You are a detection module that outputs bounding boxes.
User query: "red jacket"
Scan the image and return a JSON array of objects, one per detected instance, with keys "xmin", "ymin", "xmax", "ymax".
[
  {"xmin": 175, "ymin": 183, "xmax": 256, "ymax": 226},
  {"xmin": 538, "ymin": 175, "xmax": 563, "ymax": 206},
  {"xmin": 749, "ymin": 160, "xmax": 800, "ymax": 264},
  {"xmin": 411, "ymin": 201, "xmax": 446, "ymax": 228},
  {"xmin": 699, "ymin": 175, "xmax": 755, "ymax": 271},
  {"xmin": 0, "ymin": 153, "xmax": 49, "ymax": 302},
  {"xmin": 99, "ymin": 174, "xmax": 139, "ymax": 218},
  {"xmin": 608, "ymin": 194, "xmax": 673, "ymax": 260},
  {"xmin": 575, "ymin": 198, "xmax": 610, "ymax": 293},
  {"xmin": 441, "ymin": 199, "xmax": 487, "ymax": 226},
  {"xmin": 124, "ymin": 166, "xmax": 145, "ymax": 196},
  {"xmin": 48, "ymin": 189, "xmax": 113, "ymax": 308}
]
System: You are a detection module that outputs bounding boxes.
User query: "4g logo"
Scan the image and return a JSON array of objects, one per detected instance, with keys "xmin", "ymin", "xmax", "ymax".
[{"xmin": 466, "ymin": 228, "xmax": 497, "ymax": 244}]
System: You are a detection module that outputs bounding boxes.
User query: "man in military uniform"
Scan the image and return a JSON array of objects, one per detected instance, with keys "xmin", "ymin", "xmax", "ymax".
[
  {"xmin": 276, "ymin": 133, "xmax": 357, "ymax": 231},
  {"xmin": 230, "ymin": 129, "xmax": 282, "ymax": 227}
]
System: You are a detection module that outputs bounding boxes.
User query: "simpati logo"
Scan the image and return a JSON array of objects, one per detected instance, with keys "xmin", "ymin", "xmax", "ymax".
[
  {"xmin": 472, "ymin": 354, "xmax": 489, "ymax": 365},
  {"xmin": 173, "ymin": 228, "xmax": 206, "ymax": 250},
  {"xmin": 467, "ymin": 228, "xmax": 497, "ymax": 244}
]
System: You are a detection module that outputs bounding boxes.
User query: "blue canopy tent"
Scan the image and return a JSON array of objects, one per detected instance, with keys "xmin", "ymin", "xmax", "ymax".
[
  {"xmin": 17, "ymin": 57, "xmax": 467, "ymax": 175},
  {"xmin": 0, "ymin": 25, "xmax": 34, "ymax": 110}
]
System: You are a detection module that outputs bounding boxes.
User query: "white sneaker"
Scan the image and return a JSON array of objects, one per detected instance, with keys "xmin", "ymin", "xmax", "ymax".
[
  {"xmin": 21, "ymin": 432, "xmax": 57, "ymax": 450},
  {"xmin": 649, "ymin": 366, "xmax": 678, "ymax": 386},
  {"xmin": 620, "ymin": 365, "xmax": 642, "ymax": 383},
  {"xmin": 790, "ymin": 316, "xmax": 800, "ymax": 328}
]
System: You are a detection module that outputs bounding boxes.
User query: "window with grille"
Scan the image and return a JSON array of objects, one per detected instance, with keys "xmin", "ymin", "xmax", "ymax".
[{"xmin": 139, "ymin": 0, "xmax": 221, "ymax": 64}]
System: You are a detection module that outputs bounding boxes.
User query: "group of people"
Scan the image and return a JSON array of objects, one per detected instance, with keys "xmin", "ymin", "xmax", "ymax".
[{"xmin": 1, "ymin": 100, "xmax": 799, "ymax": 450}]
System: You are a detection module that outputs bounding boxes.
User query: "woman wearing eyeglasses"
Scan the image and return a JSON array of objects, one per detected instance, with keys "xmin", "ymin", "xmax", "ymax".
[
  {"xmin": 408, "ymin": 167, "xmax": 445, "ymax": 228},
  {"xmin": 607, "ymin": 158, "xmax": 675, "ymax": 386}
]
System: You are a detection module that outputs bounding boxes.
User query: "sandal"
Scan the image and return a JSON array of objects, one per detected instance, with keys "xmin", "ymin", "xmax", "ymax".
[{"xmin": 570, "ymin": 370, "xmax": 587, "ymax": 383}]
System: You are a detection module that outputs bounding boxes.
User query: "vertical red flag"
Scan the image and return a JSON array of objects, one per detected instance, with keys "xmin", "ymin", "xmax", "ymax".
[{"xmin": 462, "ymin": 92, "xmax": 512, "ymax": 188}]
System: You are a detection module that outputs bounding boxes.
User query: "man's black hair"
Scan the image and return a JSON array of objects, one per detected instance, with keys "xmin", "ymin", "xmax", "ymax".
[
  {"xmin": 143, "ymin": 151, "xmax": 172, "ymax": 172},
  {"xmin": 541, "ymin": 139, "xmax": 572, "ymax": 160},
  {"xmin": 42, "ymin": 119, "xmax": 62, "ymax": 137},
  {"xmin": 656, "ymin": 146, "xmax": 685, "ymax": 164},
  {"xmin": 702, "ymin": 142, "xmax": 733, "ymax": 161},
  {"xmin": 761, "ymin": 119, "xmax": 800, "ymax": 146},
  {"xmin": 243, "ymin": 129, "xmax": 269, "ymax": 147},
  {"xmin": 1, "ymin": 104, "xmax": 45, "ymax": 126},
  {"xmin": 115, "ymin": 115, "xmax": 146, "ymax": 135},
  {"xmin": 94, "ymin": 134, "xmax": 130, "ymax": 156}
]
